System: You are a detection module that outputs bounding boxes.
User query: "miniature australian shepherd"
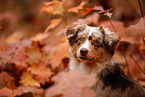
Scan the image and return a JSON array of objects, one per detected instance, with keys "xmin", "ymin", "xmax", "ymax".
[{"xmin": 65, "ymin": 24, "xmax": 145, "ymax": 97}]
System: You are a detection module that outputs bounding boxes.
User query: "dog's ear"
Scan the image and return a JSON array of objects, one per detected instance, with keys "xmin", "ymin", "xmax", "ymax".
[
  {"xmin": 65, "ymin": 24, "xmax": 86, "ymax": 45},
  {"xmin": 100, "ymin": 27, "xmax": 119, "ymax": 52}
]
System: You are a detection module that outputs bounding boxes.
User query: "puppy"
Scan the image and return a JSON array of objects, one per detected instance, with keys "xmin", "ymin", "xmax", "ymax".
[{"xmin": 65, "ymin": 24, "xmax": 145, "ymax": 97}]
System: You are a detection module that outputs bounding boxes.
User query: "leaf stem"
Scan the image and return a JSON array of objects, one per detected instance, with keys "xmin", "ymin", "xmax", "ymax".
[
  {"xmin": 130, "ymin": 55, "xmax": 145, "ymax": 74},
  {"xmin": 138, "ymin": 0, "xmax": 145, "ymax": 25}
]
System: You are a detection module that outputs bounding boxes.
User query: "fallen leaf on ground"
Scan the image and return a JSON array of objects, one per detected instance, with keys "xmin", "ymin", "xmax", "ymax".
[
  {"xmin": 0, "ymin": 72, "xmax": 15, "ymax": 89},
  {"xmin": 13, "ymin": 86, "xmax": 44, "ymax": 97},
  {"xmin": 19, "ymin": 71, "xmax": 40, "ymax": 87},
  {"xmin": 25, "ymin": 41, "xmax": 49, "ymax": 65},
  {"xmin": 28, "ymin": 64, "xmax": 53, "ymax": 84},
  {"xmin": 48, "ymin": 43, "xmax": 69, "ymax": 69},
  {"xmin": 45, "ymin": 71, "xmax": 96, "ymax": 97},
  {"xmin": 0, "ymin": 88, "xmax": 13, "ymax": 97}
]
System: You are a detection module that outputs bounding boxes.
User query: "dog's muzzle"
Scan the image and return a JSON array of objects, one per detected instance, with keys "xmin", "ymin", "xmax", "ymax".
[{"xmin": 80, "ymin": 48, "xmax": 88, "ymax": 56}]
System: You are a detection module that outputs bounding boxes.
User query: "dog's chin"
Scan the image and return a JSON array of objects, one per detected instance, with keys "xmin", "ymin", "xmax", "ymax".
[{"xmin": 78, "ymin": 56, "xmax": 94, "ymax": 62}]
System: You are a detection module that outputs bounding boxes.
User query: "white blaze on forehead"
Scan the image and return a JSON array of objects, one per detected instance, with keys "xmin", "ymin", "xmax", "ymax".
[
  {"xmin": 79, "ymin": 39, "xmax": 90, "ymax": 50},
  {"xmin": 86, "ymin": 26, "xmax": 101, "ymax": 36}
]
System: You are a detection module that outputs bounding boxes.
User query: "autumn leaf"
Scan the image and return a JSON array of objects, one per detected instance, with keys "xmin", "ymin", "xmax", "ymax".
[
  {"xmin": 31, "ymin": 33, "xmax": 50, "ymax": 41},
  {"xmin": 68, "ymin": 2, "xmax": 87, "ymax": 13},
  {"xmin": 83, "ymin": 8, "xmax": 93, "ymax": 16},
  {"xmin": 45, "ymin": 71, "xmax": 96, "ymax": 97},
  {"xmin": 44, "ymin": 18, "xmax": 62, "ymax": 33},
  {"xmin": 124, "ymin": 18, "xmax": 145, "ymax": 37},
  {"xmin": 25, "ymin": 41, "xmax": 49, "ymax": 65},
  {"xmin": 83, "ymin": 6, "xmax": 113, "ymax": 18},
  {"xmin": 28, "ymin": 64, "xmax": 53, "ymax": 84},
  {"xmin": 0, "ymin": 72, "xmax": 16, "ymax": 89},
  {"xmin": 41, "ymin": 1, "xmax": 65, "ymax": 15},
  {"xmin": 19, "ymin": 71, "xmax": 40, "ymax": 87},
  {"xmin": 48, "ymin": 43, "xmax": 69, "ymax": 69},
  {"xmin": 74, "ymin": 12, "xmax": 99, "ymax": 25},
  {"xmin": 0, "ymin": 88, "xmax": 13, "ymax": 97},
  {"xmin": 13, "ymin": 86, "xmax": 44, "ymax": 97}
]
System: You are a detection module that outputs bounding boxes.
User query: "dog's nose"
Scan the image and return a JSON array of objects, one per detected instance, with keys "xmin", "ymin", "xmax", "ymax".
[{"xmin": 80, "ymin": 48, "xmax": 88, "ymax": 56}]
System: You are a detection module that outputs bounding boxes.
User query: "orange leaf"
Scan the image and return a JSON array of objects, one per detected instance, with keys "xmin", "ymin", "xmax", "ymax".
[
  {"xmin": 49, "ymin": 43, "xmax": 69, "ymax": 69},
  {"xmin": 41, "ymin": 1, "xmax": 64, "ymax": 15},
  {"xmin": 40, "ymin": 1, "xmax": 54, "ymax": 12},
  {"xmin": 44, "ymin": 18, "xmax": 62, "ymax": 33},
  {"xmin": 68, "ymin": 2, "xmax": 87, "ymax": 13},
  {"xmin": 83, "ymin": 8, "xmax": 93, "ymax": 16},
  {"xmin": 28, "ymin": 64, "xmax": 53, "ymax": 84},
  {"xmin": 19, "ymin": 71, "xmax": 40, "ymax": 87}
]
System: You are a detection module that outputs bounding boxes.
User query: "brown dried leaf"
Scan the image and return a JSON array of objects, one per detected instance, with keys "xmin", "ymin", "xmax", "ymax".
[
  {"xmin": 48, "ymin": 43, "xmax": 69, "ymax": 69},
  {"xmin": 68, "ymin": 2, "xmax": 87, "ymax": 13},
  {"xmin": 0, "ymin": 72, "xmax": 15, "ymax": 89},
  {"xmin": 0, "ymin": 88, "xmax": 13, "ymax": 97},
  {"xmin": 124, "ymin": 18, "xmax": 145, "ymax": 37},
  {"xmin": 13, "ymin": 86, "xmax": 44, "ymax": 97},
  {"xmin": 45, "ymin": 71, "xmax": 96, "ymax": 97},
  {"xmin": 25, "ymin": 41, "xmax": 49, "ymax": 65}
]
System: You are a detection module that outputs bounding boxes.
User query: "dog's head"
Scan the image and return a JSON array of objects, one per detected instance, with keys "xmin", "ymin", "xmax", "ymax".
[{"xmin": 65, "ymin": 24, "xmax": 119, "ymax": 63}]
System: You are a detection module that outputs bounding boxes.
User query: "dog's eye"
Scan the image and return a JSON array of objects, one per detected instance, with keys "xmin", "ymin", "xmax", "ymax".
[
  {"xmin": 94, "ymin": 41, "xmax": 100, "ymax": 47},
  {"xmin": 77, "ymin": 38, "xmax": 83, "ymax": 45}
]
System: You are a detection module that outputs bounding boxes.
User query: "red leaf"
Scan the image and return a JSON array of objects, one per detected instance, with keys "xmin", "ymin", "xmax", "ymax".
[{"xmin": 83, "ymin": 8, "xmax": 93, "ymax": 16}]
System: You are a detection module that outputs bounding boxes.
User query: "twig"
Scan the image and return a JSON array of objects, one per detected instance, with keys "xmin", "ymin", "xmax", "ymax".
[
  {"xmin": 130, "ymin": 55, "xmax": 145, "ymax": 74},
  {"xmin": 105, "ymin": 15, "xmax": 116, "ymax": 32},
  {"xmin": 138, "ymin": 0, "xmax": 145, "ymax": 25},
  {"xmin": 63, "ymin": 11, "xmax": 69, "ymax": 26},
  {"xmin": 121, "ymin": 44, "xmax": 131, "ymax": 76}
]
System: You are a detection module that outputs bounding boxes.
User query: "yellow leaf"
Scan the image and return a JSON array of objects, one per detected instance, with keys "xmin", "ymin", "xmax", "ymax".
[
  {"xmin": 42, "ymin": 1, "xmax": 64, "ymax": 15},
  {"xmin": 20, "ymin": 71, "xmax": 40, "ymax": 87}
]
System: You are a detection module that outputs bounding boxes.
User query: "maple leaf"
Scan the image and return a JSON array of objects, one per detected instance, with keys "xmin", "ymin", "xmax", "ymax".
[
  {"xmin": 0, "ymin": 88, "xmax": 13, "ymax": 97},
  {"xmin": 0, "ymin": 72, "xmax": 15, "ymax": 89},
  {"xmin": 41, "ymin": 1, "xmax": 65, "ymax": 15},
  {"xmin": 48, "ymin": 43, "xmax": 69, "ymax": 69},
  {"xmin": 68, "ymin": 1, "xmax": 87, "ymax": 13},
  {"xmin": 45, "ymin": 71, "xmax": 96, "ymax": 97},
  {"xmin": 19, "ymin": 71, "xmax": 40, "ymax": 87},
  {"xmin": 83, "ymin": 8, "xmax": 93, "ymax": 16},
  {"xmin": 44, "ymin": 18, "xmax": 62, "ymax": 33},
  {"xmin": 83, "ymin": 6, "xmax": 113, "ymax": 18},
  {"xmin": 28, "ymin": 64, "xmax": 53, "ymax": 84},
  {"xmin": 25, "ymin": 41, "xmax": 49, "ymax": 65}
]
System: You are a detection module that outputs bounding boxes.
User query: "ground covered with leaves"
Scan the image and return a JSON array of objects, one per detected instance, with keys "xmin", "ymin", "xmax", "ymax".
[{"xmin": 0, "ymin": 0, "xmax": 145, "ymax": 97}]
